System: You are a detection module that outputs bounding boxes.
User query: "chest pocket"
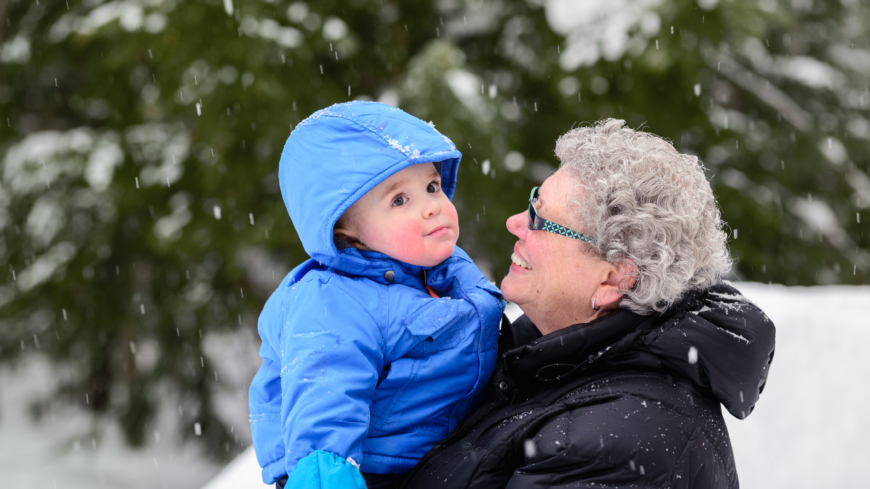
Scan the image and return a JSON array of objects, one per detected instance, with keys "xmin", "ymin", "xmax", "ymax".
[{"xmin": 403, "ymin": 298, "xmax": 474, "ymax": 357}]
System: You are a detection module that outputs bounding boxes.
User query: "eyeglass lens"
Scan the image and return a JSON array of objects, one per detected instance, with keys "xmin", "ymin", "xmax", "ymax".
[{"xmin": 528, "ymin": 187, "xmax": 539, "ymax": 229}]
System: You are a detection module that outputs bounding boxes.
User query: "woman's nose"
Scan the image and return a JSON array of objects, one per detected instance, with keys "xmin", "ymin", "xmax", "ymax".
[{"xmin": 506, "ymin": 211, "xmax": 527, "ymax": 239}]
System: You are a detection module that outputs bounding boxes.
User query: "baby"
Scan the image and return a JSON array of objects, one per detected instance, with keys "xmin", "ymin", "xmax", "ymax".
[{"xmin": 249, "ymin": 101, "xmax": 505, "ymax": 488}]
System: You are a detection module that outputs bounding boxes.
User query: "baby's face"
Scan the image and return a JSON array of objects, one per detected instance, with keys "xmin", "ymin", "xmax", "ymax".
[{"xmin": 340, "ymin": 163, "xmax": 459, "ymax": 267}]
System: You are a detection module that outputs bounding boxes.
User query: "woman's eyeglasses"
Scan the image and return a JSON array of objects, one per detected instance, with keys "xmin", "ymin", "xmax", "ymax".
[{"xmin": 527, "ymin": 187, "xmax": 596, "ymax": 244}]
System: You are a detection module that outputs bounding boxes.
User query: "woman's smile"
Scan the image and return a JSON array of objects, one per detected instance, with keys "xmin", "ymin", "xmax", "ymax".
[{"xmin": 510, "ymin": 252, "xmax": 531, "ymax": 270}]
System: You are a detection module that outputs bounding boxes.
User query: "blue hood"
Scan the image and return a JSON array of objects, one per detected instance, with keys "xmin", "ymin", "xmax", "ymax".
[{"xmin": 279, "ymin": 101, "xmax": 462, "ymax": 272}]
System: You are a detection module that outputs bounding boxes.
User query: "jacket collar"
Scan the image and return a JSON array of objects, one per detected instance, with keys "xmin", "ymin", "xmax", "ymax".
[
  {"xmin": 497, "ymin": 281, "xmax": 776, "ymax": 420},
  {"xmin": 502, "ymin": 310, "xmax": 659, "ymax": 389},
  {"xmin": 319, "ymin": 247, "xmax": 429, "ymax": 287}
]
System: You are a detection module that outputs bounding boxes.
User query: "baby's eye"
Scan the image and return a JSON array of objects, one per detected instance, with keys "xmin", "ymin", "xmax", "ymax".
[
  {"xmin": 392, "ymin": 195, "xmax": 407, "ymax": 207},
  {"xmin": 427, "ymin": 182, "xmax": 440, "ymax": 193}
]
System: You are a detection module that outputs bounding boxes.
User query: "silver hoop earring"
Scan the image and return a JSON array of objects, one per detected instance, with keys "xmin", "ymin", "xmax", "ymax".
[{"xmin": 592, "ymin": 297, "xmax": 600, "ymax": 311}]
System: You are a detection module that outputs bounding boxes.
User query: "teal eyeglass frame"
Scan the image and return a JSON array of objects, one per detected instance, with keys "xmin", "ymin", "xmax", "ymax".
[{"xmin": 527, "ymin": 187, "xmax": 596, "ymax": 245}]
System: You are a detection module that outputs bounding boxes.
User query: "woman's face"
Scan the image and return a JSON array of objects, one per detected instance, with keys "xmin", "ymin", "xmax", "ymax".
[{"xmin": 502, "ymin": 169, "xmax": 612, "ymax": 332}]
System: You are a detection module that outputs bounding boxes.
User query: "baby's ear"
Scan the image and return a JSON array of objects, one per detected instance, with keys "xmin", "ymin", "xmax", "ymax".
[
  {"xmin": 333, "ymin": 228, "xmax": 365, "ymax": 250},
  {"xmin": 334, "ymin": 204, "xmax": 369, "ymax": 250}
]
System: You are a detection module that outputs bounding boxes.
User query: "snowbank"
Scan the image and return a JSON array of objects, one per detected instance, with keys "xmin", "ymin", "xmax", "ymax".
[
  {"xmin": 0, "ymin": 358, "xmax": 222, "ymax": 488},
  {"xmin": 721, "ymin": 282, "xmax": 870, "ymax": 488}
]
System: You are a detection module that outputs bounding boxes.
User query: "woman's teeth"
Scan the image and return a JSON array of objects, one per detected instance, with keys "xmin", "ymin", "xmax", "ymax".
[{"xmin": 511, "ymin": 253, "xmax": 531, "ymax": 270}]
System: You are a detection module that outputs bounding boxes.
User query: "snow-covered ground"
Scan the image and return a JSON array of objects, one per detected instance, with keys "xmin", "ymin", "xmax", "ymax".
[
  {"xmin": 0, "ymin": 358, "xmax": 223, "ymax": 488},
  {"xmin": 722, "ymin": 282, "xmax": 870, "ymax": 488},
  {"xmin": 0, "ymin": 326, "xmax": 261, "ymax": 488},
  {"xmin": 2, "ymin": 282, "xmax": 868, "ymax": 488}
]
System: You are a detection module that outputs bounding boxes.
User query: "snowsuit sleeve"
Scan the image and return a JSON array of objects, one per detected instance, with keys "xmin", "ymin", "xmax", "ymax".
[{"xmin": 280, "ymin": 277, "xmax": 385, "ymax": 486}]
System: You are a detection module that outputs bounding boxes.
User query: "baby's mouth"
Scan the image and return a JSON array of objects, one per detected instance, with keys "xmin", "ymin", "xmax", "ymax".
[
  {"xmin": 511, "ymin": 253, "xmax": 531, "ymax": 270},
  {"xmin": 426, "ymin": 226, "xmax": 449, "ymax": 236}
]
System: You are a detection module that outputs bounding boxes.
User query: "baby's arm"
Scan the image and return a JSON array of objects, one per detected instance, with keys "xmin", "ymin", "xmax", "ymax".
[{"xmin": 280, "ymin": 282, "xmax": 384, "ymax": 488}]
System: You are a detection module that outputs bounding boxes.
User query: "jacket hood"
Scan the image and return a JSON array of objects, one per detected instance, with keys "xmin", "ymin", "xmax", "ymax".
[
  {"xmin": 279, "ymin": 101, "xmax": 462, "ymax": 272},
  {"xmin": 502, "ymin": 281, "xmax": 776, "ymax": 420}
]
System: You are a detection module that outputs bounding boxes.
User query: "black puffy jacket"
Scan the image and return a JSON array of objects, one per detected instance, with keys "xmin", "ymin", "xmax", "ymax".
[{"xmin": 402, "ymin": 281, "xmax": 776, "ymax": 489}]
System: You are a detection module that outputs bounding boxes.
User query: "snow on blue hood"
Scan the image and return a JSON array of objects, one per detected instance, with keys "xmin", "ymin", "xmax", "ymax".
[{"xmin": 279, "ymin": 101, "xmax": 462, "ymax": 272}]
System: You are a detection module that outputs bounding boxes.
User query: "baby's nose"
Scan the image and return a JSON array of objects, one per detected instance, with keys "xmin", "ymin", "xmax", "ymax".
[{"xmin": 423, "ymin": 197, "xmax": 441, "ymax": 217}]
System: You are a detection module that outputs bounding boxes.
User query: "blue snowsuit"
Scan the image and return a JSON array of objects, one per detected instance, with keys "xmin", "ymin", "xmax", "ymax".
[{"xmin": 248, "ymin": 101, "xmax": 505, "ymax": 486}]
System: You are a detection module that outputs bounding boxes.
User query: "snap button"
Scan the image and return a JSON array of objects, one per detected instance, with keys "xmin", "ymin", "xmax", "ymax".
[
  {"xmin": 384, "ymin": 270, "xmax": 395, "ymax": 283},
  {"xmin": 499, "ymin": 381, "xmax": 509, "ymax": 391}
]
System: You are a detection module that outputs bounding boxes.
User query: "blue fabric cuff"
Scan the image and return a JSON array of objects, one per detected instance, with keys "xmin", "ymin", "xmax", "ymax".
[{"xmin": 286, "ymin": 450, "xmax": 367, "ymax": 489}]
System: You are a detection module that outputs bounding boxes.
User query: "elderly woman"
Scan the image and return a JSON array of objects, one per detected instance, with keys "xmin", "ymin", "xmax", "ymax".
[{"xmin": 402, "ymin": 120, "xmax": 776, "ymax": 488}]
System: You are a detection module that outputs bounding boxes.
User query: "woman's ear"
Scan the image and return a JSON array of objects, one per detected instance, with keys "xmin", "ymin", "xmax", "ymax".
[
  {"xmin": 617, "ymin": 259, "xmax": 638, "ymax": 291},
  {"xmin": 595, "ymin": 259, "xmax": 638, "ymax": 310}
]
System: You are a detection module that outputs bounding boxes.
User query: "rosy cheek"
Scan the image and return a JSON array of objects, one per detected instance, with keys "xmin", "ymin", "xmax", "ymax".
[{"xmin": 389, "ymin": 219, "xmax": 426, "ymax": 259}]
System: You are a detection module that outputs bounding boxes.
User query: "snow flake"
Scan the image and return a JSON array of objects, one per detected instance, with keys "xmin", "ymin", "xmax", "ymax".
[
  {"xmin": 688, "ymin": 346, "xmax": 699, "ymax": 364},
  {"xmin": 384, "ymin": 136, "xmax": 411, "ymax": 155},
  {"xmin": 523, "ymin": 439, "xmax": 537, "ymax": 458}
]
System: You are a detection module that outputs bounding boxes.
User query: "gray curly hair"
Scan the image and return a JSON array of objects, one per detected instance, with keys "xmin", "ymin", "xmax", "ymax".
[{"xmin": 555, "ymin": 119, "xmax": 731, "ymax": 314}]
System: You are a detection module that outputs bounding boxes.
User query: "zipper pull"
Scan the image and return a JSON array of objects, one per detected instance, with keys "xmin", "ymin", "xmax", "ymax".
[{"xmin": 422, "ymin": 270, "xmax": 439, "ymax": 298}]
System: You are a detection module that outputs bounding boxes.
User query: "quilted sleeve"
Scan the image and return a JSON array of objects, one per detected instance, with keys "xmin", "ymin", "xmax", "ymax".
[{"xmin": 279, "ymin": 280, "xmax": 385, "ymax": 479}]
